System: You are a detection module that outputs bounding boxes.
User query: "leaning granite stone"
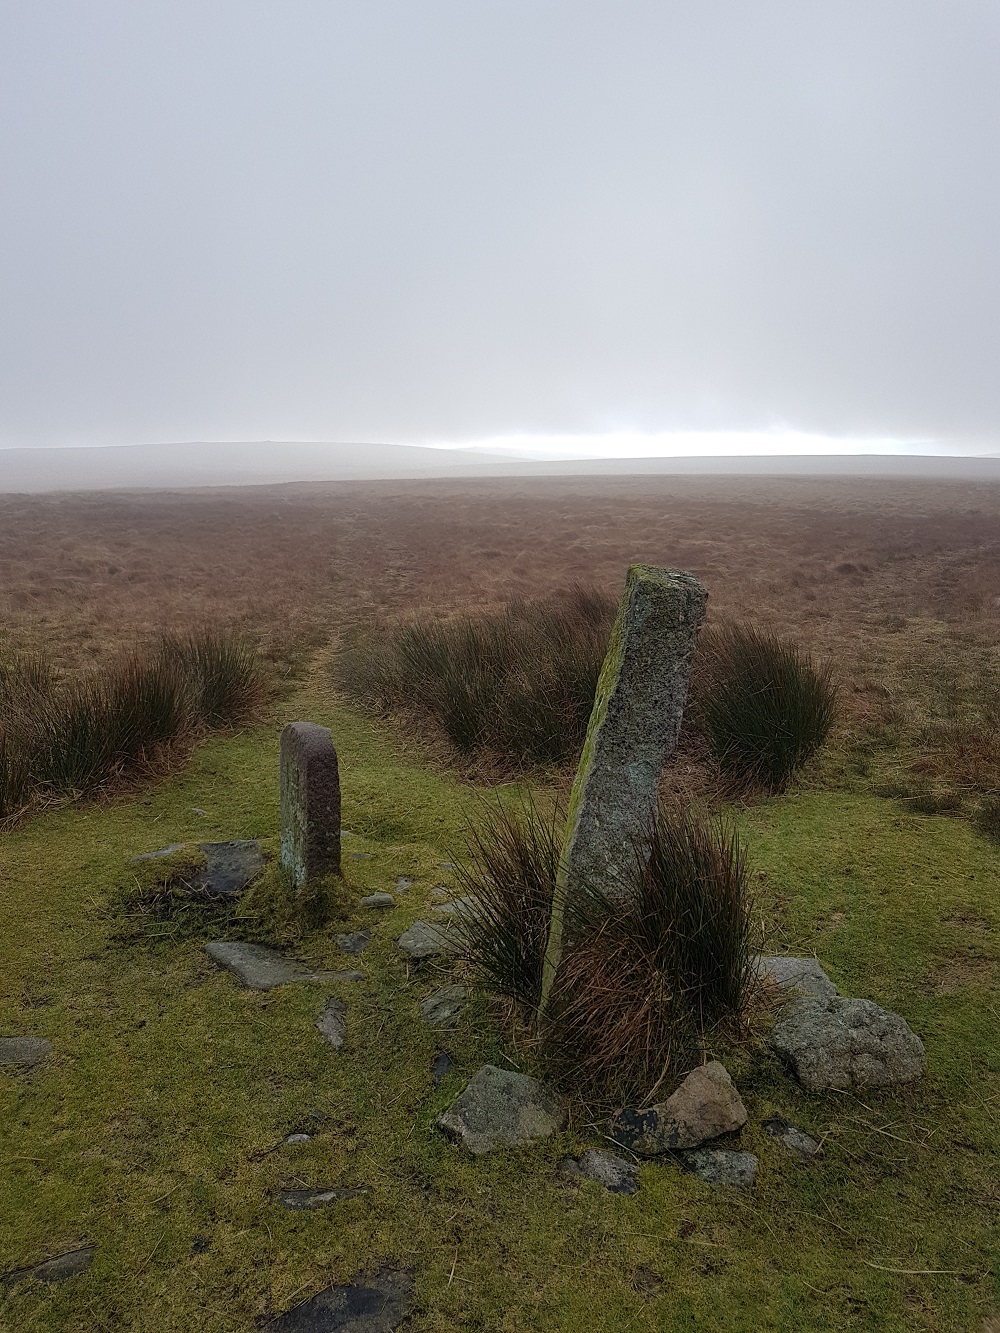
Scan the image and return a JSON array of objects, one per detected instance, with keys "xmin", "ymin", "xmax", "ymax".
[
  {"xmin": 0, "ymin": 1037, "xmax": 52, "ymax": 1067},
  {"xmin": 266, "ymin": 1264, "xmax": 412, "ymax": 1332},
  {"xmin": 361, "ymin": 892, "xmax": 395, "ymax": 909},
  {"xmin": 611, "ymin": 1061, "xmax": 747, "ymax": 1155},
  {"xmin": 763, "ymin": 1116, "xmax": 821, "ymax": 1160},
  {"xmin": 316, "ymin": 998, "xmax": 347, "ymax": 1049},
  {"xmin": 560, "ymin": 1149, "xmax": 640, "ymax": 1195},
  {"xmin": 541, "ymin": 565, "xmax": 707, "ymax": 1008},
  {"xmin": 755, "ymin": 955, "xmax": 838, "ymax": 1001},
  {"xmin": 337, "ymin": 930, "xmax": 371, "ymax": 956},
  {"xmin": 279, "ymin": 721, "xmax": 341, "ymax": 889},
  {"xmin": 277, "ymin": 1186, "xmax": 369, "ymax": 1210},
  {"xmin": 205, "ymin": 942, "xmax": 337, "ymax": 990},
  {"xmin": 397, "ymin": 918, "xmax": 462, "ymax": 961},
  {"xmin": 439, "ymin": 1065, "xmax": 567, "ymax": 1154},
  {"xmin": 2, "ymin": 1245, "xmax": 95, "ymax": 1286},
  {"xmin": 681, "ymin": 1149, "xmax": 758, "ymax": 1189},
  {"xmin": 419, "ymin": 984, "xmax": 468, "ymax": 1028},
  {"xmin": 768, "ymin": 995, "xmax": 925, "ymax": 1090}
]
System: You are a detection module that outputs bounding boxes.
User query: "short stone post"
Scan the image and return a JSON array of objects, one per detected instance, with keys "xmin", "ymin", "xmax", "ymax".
[
  {"xmin": 539, "ymin": 565, "xmax": 707, "ymax": 1016},
  {"xmin": 280, "ymin": 722, "xmax": 342, "ymax": 921}
]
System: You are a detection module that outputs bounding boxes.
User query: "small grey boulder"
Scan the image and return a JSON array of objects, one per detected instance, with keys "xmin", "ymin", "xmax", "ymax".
[
  {"xmin": 560, "ymin": 1149, "xmax": 640, "ymax": 1195},
  {"xmin": 611, "ymin": 1061, "xmax": 747, "ymax": 1155},
  {"xmin": 681, "ymin": 1149, "xmax": 758, "ymax": 1189},
  {"xmin": 419, "ymin": 984, "xmax": 468, "ymax": 1028},
  {"xmin": 0, "ymin": 1037, "xmax": 52, "ymax": 1068},
  {"xmin": 755, "ymin": 955, "xmax": 838, "ymax": 1001},
  {"xmin": 439, "ymin": 1065, "xmax": 566, "ymax": 1155},
  {"xmin": 768, "ymin": 996, "xmax": 925, "ymax": 1090},
  {"xmin": 397, "ymin": 919, "xmax": 461, "ymax": 961},
  {"xmin": 361, "ymin": 892, "xmax": 395, "ymax": 909},
  {"xmin": 763, "ymin": 1116, "xmax": 821, "ymax": 1160}
]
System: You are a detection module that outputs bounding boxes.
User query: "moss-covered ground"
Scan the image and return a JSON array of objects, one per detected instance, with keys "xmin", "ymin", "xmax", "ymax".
[{"xmin": 2, "ymin": 680, "xmax": 999, "ymax": 1330}]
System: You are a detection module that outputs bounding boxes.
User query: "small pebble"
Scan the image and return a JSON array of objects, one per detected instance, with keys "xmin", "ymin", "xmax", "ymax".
[
  {"xmin": 361, "ymin": 892, "xmax": 394, "ymax": 909},
  {"xmin": 395, "ymin": 876, "xmax": 412, "ymax": 893},
  {"xmin": 336, "ymin": 931, "xmax": 371, "ymax": 956},
  {"xmin": 283, "ymin": 1133, "xmax": 312, "ymax": 1145},
  {"xmin": 431, "ymin": 1051, "xmax": 454, "ymax": 1086}
]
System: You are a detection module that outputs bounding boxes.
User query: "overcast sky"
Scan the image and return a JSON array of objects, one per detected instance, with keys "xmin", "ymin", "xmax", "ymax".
[{"xmin": 2, "ymin": 1, "xmax": 998, "ymax": 454}]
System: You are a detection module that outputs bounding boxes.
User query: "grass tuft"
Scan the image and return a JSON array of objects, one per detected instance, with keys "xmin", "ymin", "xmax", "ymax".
[{"xmin": 695, "ymin": 622, "xmax": 837, "ymax": 792}]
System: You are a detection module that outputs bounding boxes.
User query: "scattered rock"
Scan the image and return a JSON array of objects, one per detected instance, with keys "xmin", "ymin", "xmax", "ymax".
[
  {"xmin": 438, "ymin": 861, "xmax": 456, "ymax": 870},
  {"xmin": 768, "ymin": 996, "xmax": 925, "ymax": 1090},
  {"xmin": 431, "ymin": 1051, "xmax": 453, "ymax": 1087},
  {"xmin": 559, "ymin": 1149, "xmax": 639, "ymax": 1195},
  {"xmin": 419, "ymin": 984, "xmax": 468, "ymax": 1028},
  {"xmin": 328, "ymin": 970, "xmax": 365, "ymax": 983},
  {"xmin": 432, "ymin": 895, "xmax": 480, "ymax": 919},
  {"xmin": 755, "ymin": 955, "xmax": 838, "ymax": 1001},
  {"xmin": 0, "ymin": 1037, "xmax": 52, "ymax": 1067},
  {"xmin": 337, "ymin": 931, "xmax": 371, "ymax": 956},
  {"xmin": 611, "ymin": 1062, "xmax": 747, "ymax": 1155},
  {"xmin": 131, "ymin": 840, "xmax": 262, "ymax": 897},
  {"xmin": 397, "ymin": 919, "xmax": 462, "ymax": 961},
  {"xmin": 763, "ymin": 1116, "xmax": 821, "ymax": 1160},
  {"xmin": 277, "ymin": 1186, "xmax": 370, "ymax": 1210},
  {"xmin": 350, "ymin": 852, "xmax": 373, "ymax": 861},
  {"xmin": 205, "ymin": 942, "xmax": 338, "ymax": 991},
  {"xmin": 283, "ymin": 1133, "xmax": 312, "ymax": 1145},
  {"xmin": 265, "ymin": 1264, "xmax": 412, "ymax": 1331},
  {"xmin": 439, "ymin": 1065, "xmax": 566, "ymax": 1155},
  {"xmin": 680, "ymin": 1149, "xmax": 758, "ymax": 1189},
  {"xmin": 395, "ymin": 877, "xmax": 412, "ymax": 894},
  {"xmin": 316, "ymin": 998, "xmax": 347, "ymax": 1049},
  {"xmin": 361, "ymin": 892, "xmax": 395, "ymax": 909},
  {"xmin": 2, "ymin": 1245, "xmax": 95, "ymax": 1286}
]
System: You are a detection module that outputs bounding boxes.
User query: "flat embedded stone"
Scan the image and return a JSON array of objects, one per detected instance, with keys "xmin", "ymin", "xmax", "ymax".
[
  {"xmin": 419, "ymin": 984, "xmax": 468, "ymax": 1028},
  {"xmin": 755, "ymin": 955, "xmax": 838, "ymax": 1002},
  {"xmin": 438, "ymin": 1064, "xmax": 566, "ymax": 1155},
  {"xmin": 611, "ymin": 1061, "xmax": 747, "ymax": 1155},
  {"xmin": 763, "ymin": 1116, "xmax": 821, "ymax": 1160},
  {"xmin": 265, "ymin": 1264, "xmax": 412, "ymax": 1331},
  {"xmin": 397, "ymin": 919, "xmax": 461, "ymax": 960},
  {"xmin": 432, "ymin": 895, "xmax": 480, "ymax": 919},
  {"xmin": 277, "ymin": 1186, "xmax": 369, "ymax": 1210},
  {"xmin": 316, "ymin": 998, "xmax": 346, "ymax": 1049},
  {"xmin": 681, "ymin": 1149, "xmax": 758, "ymax": 1189},
  {"xmin": 205, "ymin": 942, "xmax": 337, "ymax": 991},
  {"xmin": 768, "ymin": 995, "xmax": 925, "ymax": 1090},
  {"xmin": 337, "ymin": 931, "xmax": 371, "ymax": 956},
  {"xmin": 361, "ymin": 892, "xmax": 395, "ymax": 909},
  {"xmin": 283, "ymin": 1133, "xmax": 312, "ymax": 1145},
  {"xmin": 195, "ymin": 840, "xmax": 262, "ymax": 897},
  {"xmin": 2, "ymin": 1245, "xmax": 94, "ymax": 1286},
  {"xmin": 431, "ymin": 1051, "xmax": 454, "ymax": 1086},
  {"xmin": 560, "ymin": 1149, "xmax": 639, "ymax": 1195},
  {"xmin": 0, "ymin": 1037, "xmax": 52, "ymax": 1067}
]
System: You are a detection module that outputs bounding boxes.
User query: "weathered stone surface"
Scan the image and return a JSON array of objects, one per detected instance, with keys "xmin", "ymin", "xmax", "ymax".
[
  {"xmin": 0, "ymin": 1037, "xmax": 52, "ymax": 1067},
  {"xmin": 681, "ymin": 1149, "xmax": 758, "ymax": 1189},
  {"xmin": 266, "ymin": 1265, "xmax": 412, "ymax": 1332},
  {"xmin": 328, "ymin": 970, "xmax": 365, "ymax": 983},
  {"xmin": 277, "ymin": 1186, "xmax": 369, "ymax": 1210},
  {"xmin": 541, "ymin": 565, "xmax": 707, "ymax": 1007},
  {"xmin": 420, "ymin": 984, "xmax": 468, "ymax": 1028},
  {"xmin": 611, "ymin": 1061, "xmax": 747, "ymax": 1155},
  {"xmin": 432, "ymin": 895, "xmax": 480, "ymax": 919},
  {"xmin": 316, "ymin": 998, "xmax": 347, "ymax": 1049},
  {"xmin": 755, "ymin": 955, "xmax": 838, "ymax": 1001},
  {"xmin": 439, "ymin": 1065, "xmax": 566, "ymax": 1155},
  {"xmin": 763, "ymin": 1116, "xmax": 821, "ymax": 1160},
  {"xmin": 283, "ymin": 1133, "xmax": 312, "ymax": 1145},
  {"xmin": 131, "ymin": 843, "xmax": 185, "ymax": 862},
  {"xmin": 337, "ymin": 931, "xmax": 371, "ymax": 956},
  {"xmin": 280, "ymin": 722, "xmax": 341, "ymax": 890},
  {"xmin": 559, "ymin": 1149, "xmax": 640, "ymax": 1195},
  {"xmin": 205, "ymin": 942, "xmax": 337, "ymax": 990},
  {"xmin": 2, "ymin": 1245, "xmax": 94, "ymax": 1286},
  {"xmin": 397, "ymin": 919, "xmax": 461, "ymax": 960},
  {"xmin": 194, "ymin": 840, "xmax": 263, "ymax": 897},
  {"xmin": 431, "ymin": 1051, "xmax": 453, "ymax": 1086},
  {"xmin": 768, "ymin": 995, "xmax": 925, "ymax": 1090},
  {"xmin": 361, "ymin": 892, "xmax": 395, "ymax": 909},
  {"xmin": 395, "ymin": 876, "xmax": 412, "ymax": 894}
]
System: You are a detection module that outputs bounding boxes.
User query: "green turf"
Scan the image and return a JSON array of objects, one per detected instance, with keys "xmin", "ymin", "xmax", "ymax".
[{"xmin": 1, "ymin": 693, "xmax": 999, "ymax": 1330}]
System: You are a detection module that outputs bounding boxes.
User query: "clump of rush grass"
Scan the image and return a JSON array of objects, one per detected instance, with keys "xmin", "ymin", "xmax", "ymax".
[
  {"xmin": 334, "ymin": 585, "xmax": 616, "ymax": 767},
  {"xmin": 455, "ymin": 797, "xmax": 755, "ymax": 1106},
  {"xmin": 694, "ymin": 622, "xmax": 837, "ymax": 793},
  {"xmin": 451, "ymin": 797, "xmax": 563, "ymax": 1009},
  {"xmin": 0, "ymin": 629, "xmax": 266, "ymax": 822}
]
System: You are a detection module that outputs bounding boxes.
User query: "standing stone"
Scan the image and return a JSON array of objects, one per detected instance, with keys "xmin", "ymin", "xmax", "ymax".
[
  {"xmin": 280, "ymin": 722, "xmax": 341, "ymax": 905},
  {"xmin": 540, "ymin": 565, "xmax": 707, "ymax": 1011}
]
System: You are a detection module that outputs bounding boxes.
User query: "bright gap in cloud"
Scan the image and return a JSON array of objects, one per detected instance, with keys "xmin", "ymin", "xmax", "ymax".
[{"xmin": 418, "ymin": 430, "xmax": 949, "ymax": 460}]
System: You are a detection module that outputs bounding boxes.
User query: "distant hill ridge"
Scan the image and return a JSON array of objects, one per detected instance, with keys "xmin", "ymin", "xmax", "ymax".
[{"xmin": 1, "ymin": 439, "xmax": 999, "ymax": 493}]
